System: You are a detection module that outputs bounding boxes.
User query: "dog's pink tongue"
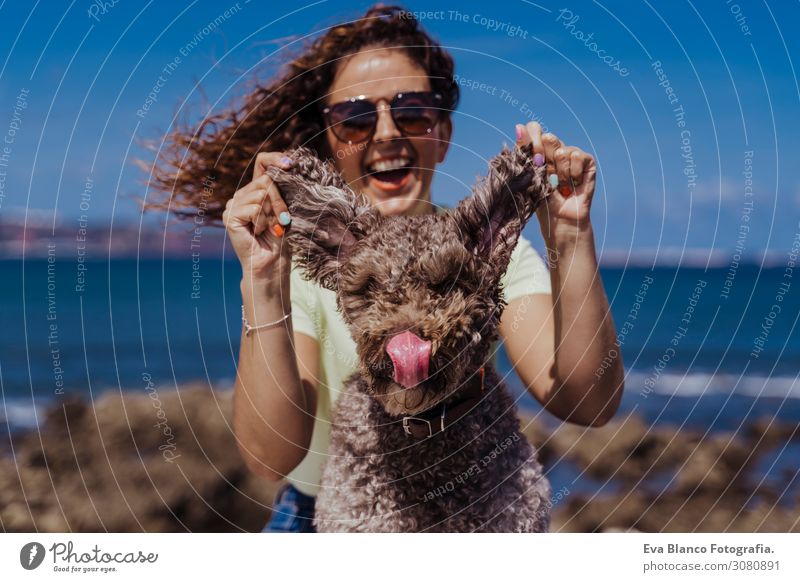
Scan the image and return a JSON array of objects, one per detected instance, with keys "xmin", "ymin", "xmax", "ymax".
[{"xmin": 385, "ymin": 331, "xmax": 431, "ymax": 389}]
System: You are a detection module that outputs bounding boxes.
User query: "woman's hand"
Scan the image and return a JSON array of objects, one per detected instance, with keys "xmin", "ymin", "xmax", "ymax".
[
  {"xmin": 222, "ymin": 152, "xmax": 294, "ymax": 283},
  {"xmin": 516, "ymin": 122, "xmax": 596, "ymax": 239}
]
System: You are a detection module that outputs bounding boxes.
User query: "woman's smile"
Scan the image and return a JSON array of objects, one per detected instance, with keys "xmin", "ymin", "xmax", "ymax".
[{"xmin": 362, "ymin": 151, "xmax": 418, "ymax": 196}]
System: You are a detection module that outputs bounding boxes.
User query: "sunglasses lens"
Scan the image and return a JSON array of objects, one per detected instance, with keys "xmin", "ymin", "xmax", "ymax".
[
  {"xmin": 327, "ymin": 101, "xmax": 376, "ymax": 143},
  {"xmin": 325, "ymin": 93, "xmax": 442, "ymax": 143},
  {"xmin": 392, "ymin": 93, "xmax": 441, "ymax": 135}
]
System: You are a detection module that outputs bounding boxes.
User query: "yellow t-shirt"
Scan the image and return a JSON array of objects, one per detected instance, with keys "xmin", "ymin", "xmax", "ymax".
[{"xmin": 285, "ymin": 225, "xmax": 552, "ymax": 496}]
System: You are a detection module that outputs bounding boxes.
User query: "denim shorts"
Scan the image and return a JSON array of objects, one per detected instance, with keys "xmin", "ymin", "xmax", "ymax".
[{"xmin": 261, "ymin": 483, "xmax": 316, "ymax": 533}]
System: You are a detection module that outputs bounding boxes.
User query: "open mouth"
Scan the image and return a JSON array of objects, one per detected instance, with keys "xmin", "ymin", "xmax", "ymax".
[{"xmin": 364, "ymin": 156, "xmax": 415, "ymax": 191}]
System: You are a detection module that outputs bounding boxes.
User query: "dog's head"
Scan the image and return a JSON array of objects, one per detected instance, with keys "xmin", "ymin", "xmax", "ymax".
[{"xmin": 269, "ymin": 145, "xmax": 551, "ymax": 416}]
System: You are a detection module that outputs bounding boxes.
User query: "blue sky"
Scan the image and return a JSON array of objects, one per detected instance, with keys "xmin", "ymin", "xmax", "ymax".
[{"xmin": 1, "ymin": 0, "xmax": 798, "ymax": 257}]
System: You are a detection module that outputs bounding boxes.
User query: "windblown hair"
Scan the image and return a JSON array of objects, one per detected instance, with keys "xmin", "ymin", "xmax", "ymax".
[{"xmin": 145, "ymin": 4, "xmax": 460, "ymax": 222}]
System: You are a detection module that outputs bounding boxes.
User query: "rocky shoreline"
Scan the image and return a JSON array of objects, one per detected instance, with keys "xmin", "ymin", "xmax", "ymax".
[
  {"xmin": 2, "ymin": 386, "xmax": 798, "ymax": 532},
  {"xmin": 523, "ymin": 413, "xmax": 800, "ymax": 532}
]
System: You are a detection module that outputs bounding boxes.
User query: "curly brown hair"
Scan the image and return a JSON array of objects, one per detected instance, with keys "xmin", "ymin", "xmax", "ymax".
[{"xmin": 145, "ymin": 4, "xmax": 459, "ymax": 223}]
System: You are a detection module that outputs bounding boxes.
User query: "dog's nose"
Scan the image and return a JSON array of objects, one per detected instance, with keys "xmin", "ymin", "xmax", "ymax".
[{"xmin": 385, "ymin": 330, "xmax": 431, "ymax": 389}]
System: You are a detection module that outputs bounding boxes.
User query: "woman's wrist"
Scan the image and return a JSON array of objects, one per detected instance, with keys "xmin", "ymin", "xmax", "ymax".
[
  {"xmin": 542, "ymin": 218, "xmax": 592, "ymax": 245},
  {"xmin": 241, "ymin": 268, "xmax": 291, "ymax": 319},
  {"xmin": 241, "ymin": 256, "xmax": 290, "ymax": 291}
]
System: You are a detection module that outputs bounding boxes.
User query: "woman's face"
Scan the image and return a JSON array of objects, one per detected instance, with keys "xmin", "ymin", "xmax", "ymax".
[{"xmin": 324, "ymin": 47, "xmax": 452, "ymax": 217}]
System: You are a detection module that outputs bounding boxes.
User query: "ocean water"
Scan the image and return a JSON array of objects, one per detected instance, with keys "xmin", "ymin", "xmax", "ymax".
[{"xmin": 2, "ymin": 259, "xmax": 798, "ymax": 433}]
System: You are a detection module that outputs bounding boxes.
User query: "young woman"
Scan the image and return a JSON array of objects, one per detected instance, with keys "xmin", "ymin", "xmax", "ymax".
[{"xmin": 151, "ymin": 5, "xmax": 624, "ymax": 532}]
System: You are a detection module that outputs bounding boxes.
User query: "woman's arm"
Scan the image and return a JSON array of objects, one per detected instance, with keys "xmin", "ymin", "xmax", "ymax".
[
  {"xmin": 224, "ymin": 151, "xmax": 319, "ymax": 480},
  {"xmin": 498, "ymin": 122, "xmax": 624, "ymax": 427},
  {"xmin": 499, "ymin": 225, "xmax": 624, "ymax": 426},
  {"xmin": 233, "ymin": 272, "xmax": 319, "ymax": 481}
]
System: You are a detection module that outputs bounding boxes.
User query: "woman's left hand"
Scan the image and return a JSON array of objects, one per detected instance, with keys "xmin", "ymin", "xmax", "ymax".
[{"xmin": 516, "ymin": 121, "xmax": 596, "ymax": 237}]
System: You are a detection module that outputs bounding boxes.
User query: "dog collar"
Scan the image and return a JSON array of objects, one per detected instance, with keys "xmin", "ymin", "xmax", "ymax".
[{"xmin": 400, "ymin": 367, "xmax": 485, "ymax": 439}]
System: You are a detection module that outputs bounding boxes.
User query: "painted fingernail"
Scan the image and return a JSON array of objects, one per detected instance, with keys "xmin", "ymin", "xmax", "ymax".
[
  {"xmin": 278, "ymin": 211, "xmax": 292, "ymax": 226},
  {"xmin": 560, "ymin": 185, "xmax": 571, "ymax": 197},
  {"xmin": 515, "ymin": 124, "xmax": 524, "ymax": 141},
  {"xmin": 271, "ymin": 223, "xmax": 285, "ymax": 237},
  {"xmin": 534, "ymin": 153, "xmax": 545, "ymax": 167},
  {"xmin": 548, "ymin": 174, "xmax": 559, "ymax": 188},
  {"xmin": 281, "ymin": 156, "xmax": 293, "ymax": 167}
]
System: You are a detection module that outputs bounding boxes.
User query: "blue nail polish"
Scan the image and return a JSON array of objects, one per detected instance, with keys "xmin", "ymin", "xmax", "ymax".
[
  {"xmin": 281, "ymin": 156, "xmax": 292, "ymax": 167},
  {"xmin": 548, "ymin": 174, "xmax": 559, "ymax": 188},
  {"xmin": 278, "ymin": 211, "xmax": 292, "ymax": 226}
]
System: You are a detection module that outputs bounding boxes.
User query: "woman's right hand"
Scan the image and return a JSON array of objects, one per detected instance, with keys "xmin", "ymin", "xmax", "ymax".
[{"xmin": 222, "ymin": 152, "xmax": 293, "ymax": 283}]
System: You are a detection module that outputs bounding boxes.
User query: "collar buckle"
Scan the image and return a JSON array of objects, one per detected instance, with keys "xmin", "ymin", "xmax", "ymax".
[
  {"xmin": 402, "ymin": 415, "xmax": 433, "ymax": 438},
  {"xmin": 400, "ymin": 367, "xmax": 485, "ymax": 439}
]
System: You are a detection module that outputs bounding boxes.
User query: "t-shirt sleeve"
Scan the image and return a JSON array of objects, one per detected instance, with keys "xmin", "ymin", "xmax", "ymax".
[
  {"xmin": 289, "ymin": 263, "xmax": 320, "ymax": 341},
  {"xmin": 500, "ymin": 235, "xmax": 552, "ymax": 302}
]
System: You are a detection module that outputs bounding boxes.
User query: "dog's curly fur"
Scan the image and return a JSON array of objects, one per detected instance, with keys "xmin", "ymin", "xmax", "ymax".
[{"xmin": 267, "ymin": 144, "xmax": 554, "ymax": 532}]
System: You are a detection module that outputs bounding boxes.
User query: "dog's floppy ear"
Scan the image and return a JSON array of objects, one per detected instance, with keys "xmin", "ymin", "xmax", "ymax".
[
  {"xmin": 453, "ymin": 144, "xmax": 552, "ymax": 285},
  {"xmin": 267, "ymin": 148, "xmax": 381, "ymax": 291}
]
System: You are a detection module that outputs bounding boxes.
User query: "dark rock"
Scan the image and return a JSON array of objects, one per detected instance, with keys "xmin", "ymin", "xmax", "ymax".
[
  {"xmin": 673, "ymin": 432, "xmax": 752, "ymax": 496},
  {"xmin": 745, "ymin": 416, "xmax": 800, "ymax": 451},
  {"xmin": 1, "ymin": 385, "xmax": 279, "ymax": 532},
  {"xmin": 545, "ymin": 415, "xmax": 695, "ymax": 485},
  {"xmin": 527, "ymin": 412, "xmax": 800, "ymax": 533}
]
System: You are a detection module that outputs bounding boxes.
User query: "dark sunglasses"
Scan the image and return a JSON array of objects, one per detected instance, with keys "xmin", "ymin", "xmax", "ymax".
[{"xmin": 322, "ymin": 91, "xmax": 444, "ymax": 145}]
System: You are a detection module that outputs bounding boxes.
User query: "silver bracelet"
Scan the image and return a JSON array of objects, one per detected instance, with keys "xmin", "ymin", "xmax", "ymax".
[{"xmin": 241, "ymin": 305, "xmax": 291, "ymax": 336}]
